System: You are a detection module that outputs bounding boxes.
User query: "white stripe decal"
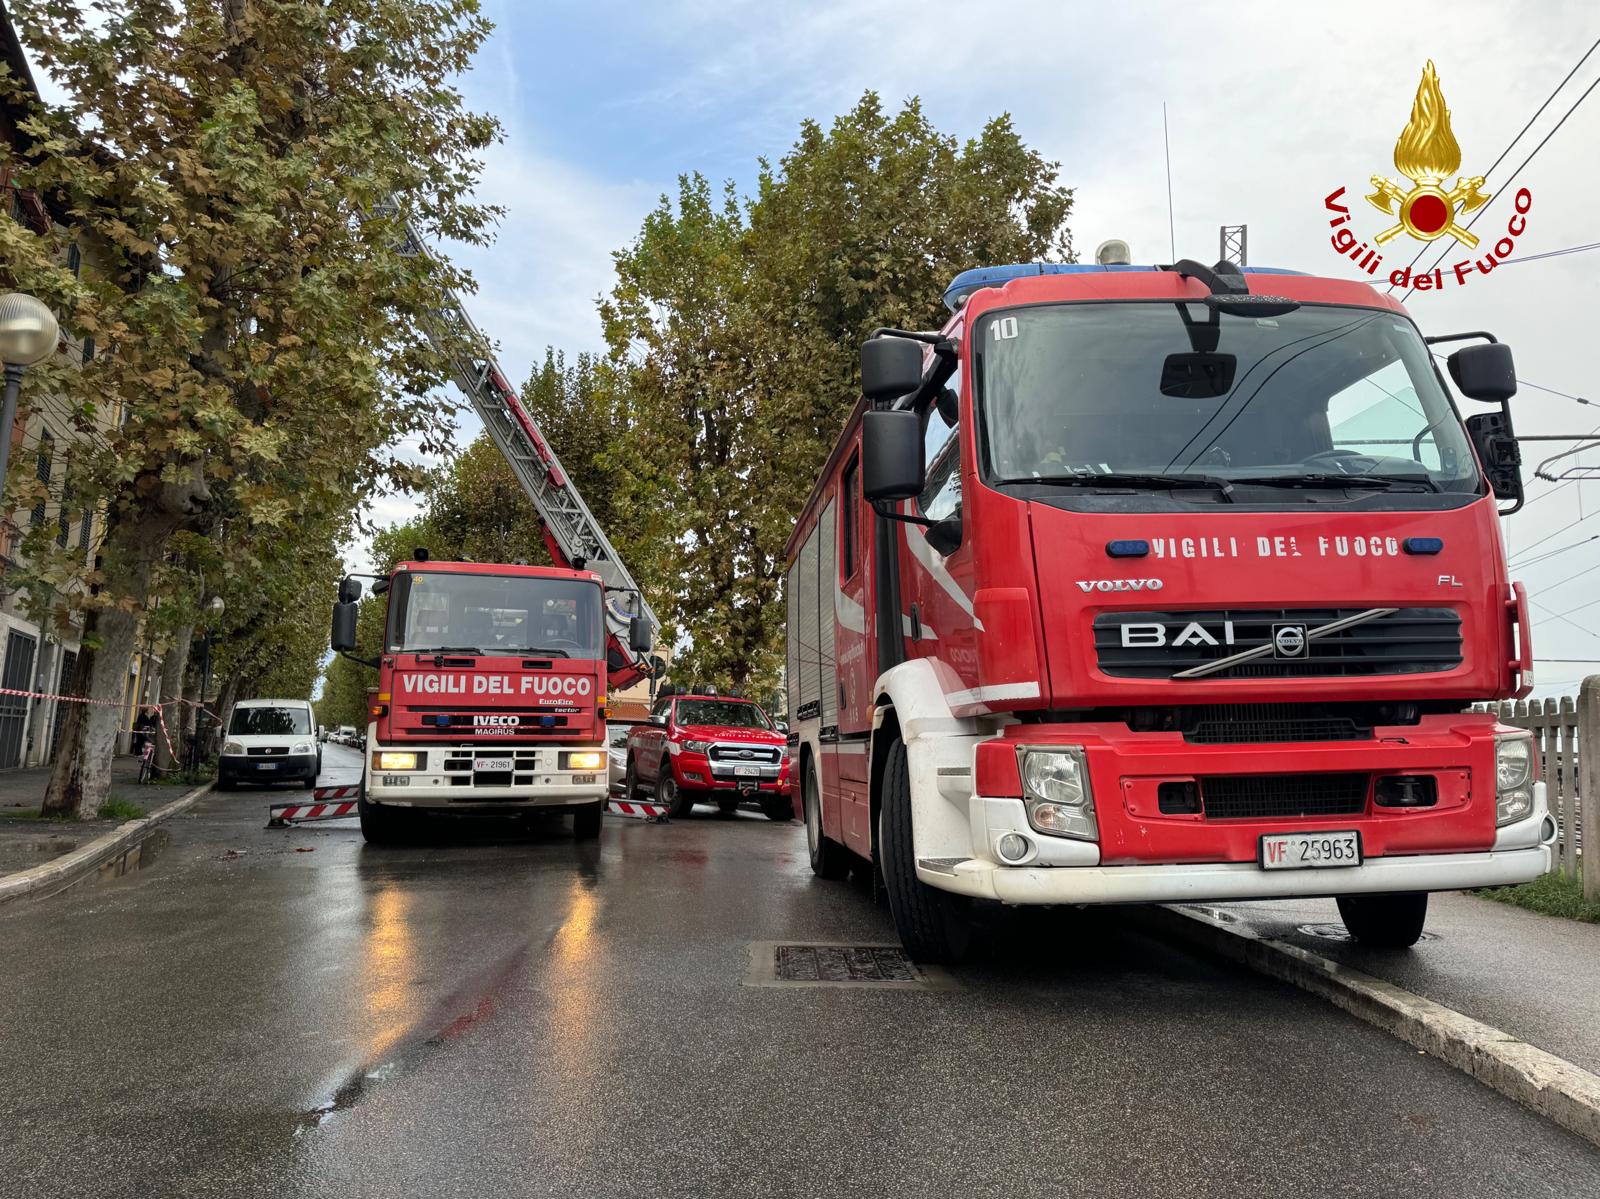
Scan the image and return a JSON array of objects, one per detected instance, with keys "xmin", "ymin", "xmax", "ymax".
[
  {"xmin": 822, "ymin": 741, "xmax": 869, "ymax": 755},
  {"xmin": 943, "ymin": 681, "xmax": 1040, "ymax": 707},
  {"xmin": 903, "ymin": 519, "xmax": 984, "ymax": 632},
  {"xmin": 901, "ymin": 613, "xmax": 939, "ymax": 641}
]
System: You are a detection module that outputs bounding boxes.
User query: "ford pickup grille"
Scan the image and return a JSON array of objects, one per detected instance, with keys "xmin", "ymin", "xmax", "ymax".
[{"xmin": 1093, "ymin": 608, "xmax": 1462, "ymax": 679}]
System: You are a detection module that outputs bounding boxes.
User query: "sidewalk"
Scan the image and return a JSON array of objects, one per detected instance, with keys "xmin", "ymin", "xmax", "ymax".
[
  {"xmin": 1213, "ymin": 891, "xmax": 1600, "ymax": 1075},
  {"xmin": 0, "ymin": 756, "xmax": 187, "ymax": 877}
]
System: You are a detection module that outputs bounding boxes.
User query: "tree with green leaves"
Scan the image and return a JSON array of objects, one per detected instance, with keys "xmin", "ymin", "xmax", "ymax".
[
  {"xmin": 0, "ymin": 0, "xmax": 500, "ymax": 816},
  {"xmin": 601, "ymin": 93, "xmax": 1074, "ymax": 689}
]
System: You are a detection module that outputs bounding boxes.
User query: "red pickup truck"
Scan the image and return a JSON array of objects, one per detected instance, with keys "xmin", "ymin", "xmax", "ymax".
[{"xmin": 624, "ymin": 692, "xmax": 792, "ymax": 820}]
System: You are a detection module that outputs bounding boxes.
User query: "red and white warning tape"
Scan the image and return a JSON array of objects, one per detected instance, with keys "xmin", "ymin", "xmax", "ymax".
[{"xmin": 608, "ymin": 798, "xmax": 669, "ymax": 820}]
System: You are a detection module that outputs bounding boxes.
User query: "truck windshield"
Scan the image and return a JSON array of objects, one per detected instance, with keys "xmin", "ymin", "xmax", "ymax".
[
  {"xmin": 675, "ymin": 700, "xmax": 773, "ymax": 729},
  {"xmin": 386, "ymin": 572, "xmax": 605, "ymax": 659},
  {"xmin": 975, "ymin": 303, "xmax": 1481, "ymax": 496}
]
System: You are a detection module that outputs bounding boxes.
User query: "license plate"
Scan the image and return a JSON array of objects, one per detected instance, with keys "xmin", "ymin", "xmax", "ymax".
[
  {"xmin": 735, "ymin": 766, "xmax": 760, "ymax": 777},
  {"xmin": 256, "ymin": 762, "xmax": 278, "ymax": 770},
  {"xmin": 572, "ymin": 774, "xmax": 597, "ymax": 785},
  {"xmin": 475, "ymin": 758, "xmax": 514, "ymax": 772},
  {"xmin": 1260, "ymin": 830, "xmax": 1362, "ymax": 870}
]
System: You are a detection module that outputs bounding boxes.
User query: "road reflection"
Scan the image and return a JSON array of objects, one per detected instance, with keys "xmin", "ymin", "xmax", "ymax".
[{"xmin": 358, "ymin": 885, "xmax": 417, "ymax": 1063}]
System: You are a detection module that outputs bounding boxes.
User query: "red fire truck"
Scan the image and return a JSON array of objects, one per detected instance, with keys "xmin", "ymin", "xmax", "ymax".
[
  {"xmin": 330, "ymin": 211, "xmax": 656, "ymax": 843},
  {"xmin": 332, "ymin": 558, "xmax": 651, "ymax": 842},
  {"xmin": 784, "ymin": 257, "xmax": 1551, "ymax": 962}
]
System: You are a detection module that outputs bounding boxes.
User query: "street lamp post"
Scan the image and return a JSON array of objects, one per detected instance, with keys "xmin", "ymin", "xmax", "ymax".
[{"xmin": 0, "ymin": 294, "xmax": 60, "ymax": 500}]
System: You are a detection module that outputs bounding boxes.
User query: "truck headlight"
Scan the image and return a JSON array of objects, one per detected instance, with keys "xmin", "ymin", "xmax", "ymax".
[
  {"xmin": 222, "ymin": 740, "xmax": 245, "ymax": 756},
  {"xmin": 1018, "ymin": 747, "xmax": 1097, "ymax": 841},
  {"xmin": 563, "ymin": 751, "xmax": 604, "ymax": 772},
  {"xmin": 678, "ymin": 739, "xmax": 711, "ymax": 754},
  {"xmin": 1494, "ymin": 733, "xmax": 1534, "ymax": 826},
  {"xmin": 376, "ymin": 751, "xmax": 420, "ymax": 771}
]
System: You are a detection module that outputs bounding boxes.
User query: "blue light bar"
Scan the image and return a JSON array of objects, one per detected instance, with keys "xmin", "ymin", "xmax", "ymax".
[
  {"xmin": 1404, "ymin": 537, "xmax": 1444, "ymax": 555},
  {"xmin": 1106, "ymin": 539, "xmax": 1150, "ymax": 558},
  {"xmin": 942, "ymin": 262, "xmax": 1308, "ymax": 311}
]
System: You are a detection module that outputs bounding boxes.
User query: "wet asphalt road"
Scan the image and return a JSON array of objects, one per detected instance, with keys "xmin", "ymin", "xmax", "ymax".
[{"xmin": 2, "ymin": 744, "xmax": 1598, "ymax": 1198}]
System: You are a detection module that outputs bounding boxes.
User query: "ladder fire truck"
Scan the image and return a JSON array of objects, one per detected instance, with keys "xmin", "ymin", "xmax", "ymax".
[{"xmin": 330, "ymin": 212, "xmax": 657, "ymax": 842}]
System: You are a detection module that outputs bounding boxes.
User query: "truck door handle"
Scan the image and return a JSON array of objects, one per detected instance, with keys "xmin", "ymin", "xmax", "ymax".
[{"xmin": 909, "ymin": 603, "xmax": 922, "ymax": 641}]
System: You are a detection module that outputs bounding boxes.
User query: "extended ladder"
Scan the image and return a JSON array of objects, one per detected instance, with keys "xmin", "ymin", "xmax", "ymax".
[{"xmin": 384, "ymin": 206, "xmax": 658, "ymax": 686}]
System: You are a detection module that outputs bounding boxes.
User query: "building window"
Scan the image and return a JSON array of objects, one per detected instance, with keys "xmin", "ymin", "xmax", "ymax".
[
  {"xmin": 57, "ymin": 486, "xmax": 70, "ymax": 549},
  {"xmin": 67, "ymin": 243, "xmax": 82, "ymax": 277},
  {"xmin": 79, "ymin": 506, "xmax": 92, "ymax": 551},
  {"xmin": 31, "ymin": 430, "xmax": 53, "ymax": 527}
]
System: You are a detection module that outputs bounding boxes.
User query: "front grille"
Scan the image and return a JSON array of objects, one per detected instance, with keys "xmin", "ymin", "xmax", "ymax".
[
  {"xmin": 1183, "ymin": 703, "xmax": 1373, "ymax": 744},
  {"xmin": 247, "ymin": 746, "xmax": 291, "ymax": 756},
  {"xmin": 1200, "ymin": 773, "xmax": 1369, "ymax": 820},
  {"xmin": 709, "ymin": 744, "xmax": 782, "ymax": 764},
  {"xmin": 1094, "ymin": 608, "xmax": 1462, "ymax": 679}
]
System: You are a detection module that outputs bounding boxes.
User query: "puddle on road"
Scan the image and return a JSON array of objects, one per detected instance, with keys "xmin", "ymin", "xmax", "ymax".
[{"xmin": 1296, "ymin": 922, "xmax": 1440, "ymax": 944}]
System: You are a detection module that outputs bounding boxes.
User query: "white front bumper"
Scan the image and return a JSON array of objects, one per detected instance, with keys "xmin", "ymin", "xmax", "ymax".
[
  {"xmin": 921, "ymin": 784, "xmax": 1553, "ymax": 904},
  {"xmin": 366, "ymin": 742, "xmax": 607, "ymax": 809}
]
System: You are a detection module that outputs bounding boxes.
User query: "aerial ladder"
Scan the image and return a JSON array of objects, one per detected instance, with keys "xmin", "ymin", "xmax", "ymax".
[{"xmin": 381, "ymin": 204, "xmax": 659, "ymax": 688}]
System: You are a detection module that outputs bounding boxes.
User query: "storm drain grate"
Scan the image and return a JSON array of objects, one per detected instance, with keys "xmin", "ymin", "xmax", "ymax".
[{"xmin": 745, "ymin": 942, "xmax": 958, "ymax": 990}]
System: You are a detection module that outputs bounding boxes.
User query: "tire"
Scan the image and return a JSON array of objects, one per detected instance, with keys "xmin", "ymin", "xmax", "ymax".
[
  {"xmin": 761, "ymin": 794, "xmax": 794, "ymax": 822},
  {"xmin": 717, "ymin": 796, "xmax": 740, "ymax": 816},
  {"xmin": 1336, "ymin": 892, "xmax": 1429, "ymax": 948},
  {"xmin": 804, "ymin": 761, "xmax": 849, "ymax": 879},
  {"xmin": 878, "ymin": 740, "xmax": 971, "ymax": 964},
  {"xmin": 660, "ymin": 775, "xmax": 695, "ymax": 818},
  {"xmin": 358, "ymin": 784, "xmax": 405, "ymax": 846},
  {"xmin": 623, "ymin": 757, "xmax": 641, "ymax": 803},
  {"xmin": 572, "ymin": 801, "xmax": 602, "ymax": 840},
  {"xmin": 215, "ymin": 775, "xmax": 236, "ymax": 792}
]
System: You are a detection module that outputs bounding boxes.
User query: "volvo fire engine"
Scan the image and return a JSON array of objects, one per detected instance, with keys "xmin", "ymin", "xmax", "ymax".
[{"xmin": 784, "ymin": 256, "xmax": 1551, "ymax": 962}]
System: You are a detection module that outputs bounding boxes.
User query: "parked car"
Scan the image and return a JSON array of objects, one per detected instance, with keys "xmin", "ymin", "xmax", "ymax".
[
  {"xmin": 217, "ymin": 699, "xmax": 321, "ymax": 789},
  {"xmin": 624, "ymin": 693, "xmax": 791, "ymax": 819},
  {"xmin": 607, "ymin": 722, "xmax": 635, "ymax": 794},
  {"xmin": 336, "ymin": 725, "xmax": 357, "ymax": 746}
]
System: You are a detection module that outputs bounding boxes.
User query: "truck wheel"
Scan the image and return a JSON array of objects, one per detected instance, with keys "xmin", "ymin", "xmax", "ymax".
[
  {"xmin": 358, "ymin": 787, "xmax": 404, "ymax": 846},
  {"xmin": 660, "ymin": 775, "xmax": 695, "ymax": 817},
  {"xmin": 1336, "ymin": 892, "xmax": 1428, "ymax": 947},
  {"xmin": 804, "ymin": 762, "xmax": 849, "ymax": 879},
  {"xmin": 879, "ymin": 740, "xmax": 971, "ymax": 964},
  {"xmin": 717, "ymin": 796, "xmax": 740, "ymax": 816},
  {"xmin": 761, "ymin": 795, "xmax": 794, "ymax": 822},
  {"xmin": 623, "ymin": 757, "xmax": 641, "ymax": 802},
  {"xmin": 572, "ymin": 801, "xmax": 602, "ymax": 840}
]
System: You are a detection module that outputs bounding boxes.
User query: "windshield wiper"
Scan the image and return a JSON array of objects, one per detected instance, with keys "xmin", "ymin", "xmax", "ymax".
[
  {"xmin": 1021, "ymin": 472, "xmax": 1237, "ymax": 502},
  {"xmin": 501, "ymin": 646, "xmax": 571, "ymax": 658},
  {"xmin": 411, "ymin": 646, "xmax": 483, "ymax": 656},
  {"xmin": 1229, "ymin": 473, "xmax": 1438, "ymax": 493}
]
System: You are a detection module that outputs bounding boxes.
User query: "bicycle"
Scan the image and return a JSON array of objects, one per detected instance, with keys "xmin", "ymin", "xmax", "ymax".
[{"xmin": 137, "ymin": 735, "xmax": 158, "ymax": 784}]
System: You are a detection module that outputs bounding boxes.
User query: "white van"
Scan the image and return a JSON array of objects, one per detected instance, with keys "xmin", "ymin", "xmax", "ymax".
[{"xmin": 217, "ymin": 698, "xmax": 321, "ymax": 789}]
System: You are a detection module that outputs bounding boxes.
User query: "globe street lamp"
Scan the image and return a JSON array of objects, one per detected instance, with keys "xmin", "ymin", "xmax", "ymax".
[{"xmin": 0, "ymin": 293, "xmax": 60, "ymax": 500}]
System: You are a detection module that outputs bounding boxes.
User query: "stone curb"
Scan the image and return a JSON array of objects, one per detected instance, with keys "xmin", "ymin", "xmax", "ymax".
[
  {"xmin": 0, "ymin": 781, "xmax": 213, "ymax": 905},
  {"xmin": 1140, "ymin": 903, "xmax": 1600, "ymax": 1150}
]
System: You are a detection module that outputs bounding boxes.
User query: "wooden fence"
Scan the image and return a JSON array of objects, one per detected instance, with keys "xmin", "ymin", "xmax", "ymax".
[{"xmin": 1491, "ymin": 678, "xmax": 1600, "ymax": 899}]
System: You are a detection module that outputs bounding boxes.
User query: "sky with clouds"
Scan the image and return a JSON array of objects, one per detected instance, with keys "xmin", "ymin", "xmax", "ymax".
[
  {"xmin": 382, "ymin": 0, "xmax": 1600, "ymax": 692},
  {"xmin": 28, "ymin": 0, "xmax": 1600, "ymax": 690}
]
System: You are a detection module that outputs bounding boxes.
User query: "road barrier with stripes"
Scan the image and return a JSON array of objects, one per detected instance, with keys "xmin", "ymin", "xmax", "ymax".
[
  {"xmin": 608, "ymin": 798, "xmax": 669, "ymax": 821},
  {"xmin": 267, "ymin": 786, "xmax": 361, "ymax": 828}
]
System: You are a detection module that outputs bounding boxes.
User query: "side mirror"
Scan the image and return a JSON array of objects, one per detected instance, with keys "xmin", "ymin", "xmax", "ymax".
[
  {"xmin": 1465, "ymin": 410, "xmax": 1524, "ymax": 510},
  {"xmin": 776, "ymin": 721, "xmax": 789, "ymax": 734},
  {"xmin": 861, "ymin": 336, "xmax": 925, "ymax": 401},
  {"xmin": 648, "ymin": 713, "xmax": 667, "ymax": 726},
  {"xmin": 338, "ymin": 577, "xmax": 363, "ymax": 603},
  {"xmin": 1448, "ymin": 342, "xmax": 1516, "ymax": 403},
  {"xmin": 861, "ymin": 409, "xmax": 924, "ymax": 502},
  {"xmin": 629, "ymin": 615, "xmax": 653, "ymax": 655},
  {"xmin": 330, "ymin": 601, "xmax": 358, "ymax": 652}
]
